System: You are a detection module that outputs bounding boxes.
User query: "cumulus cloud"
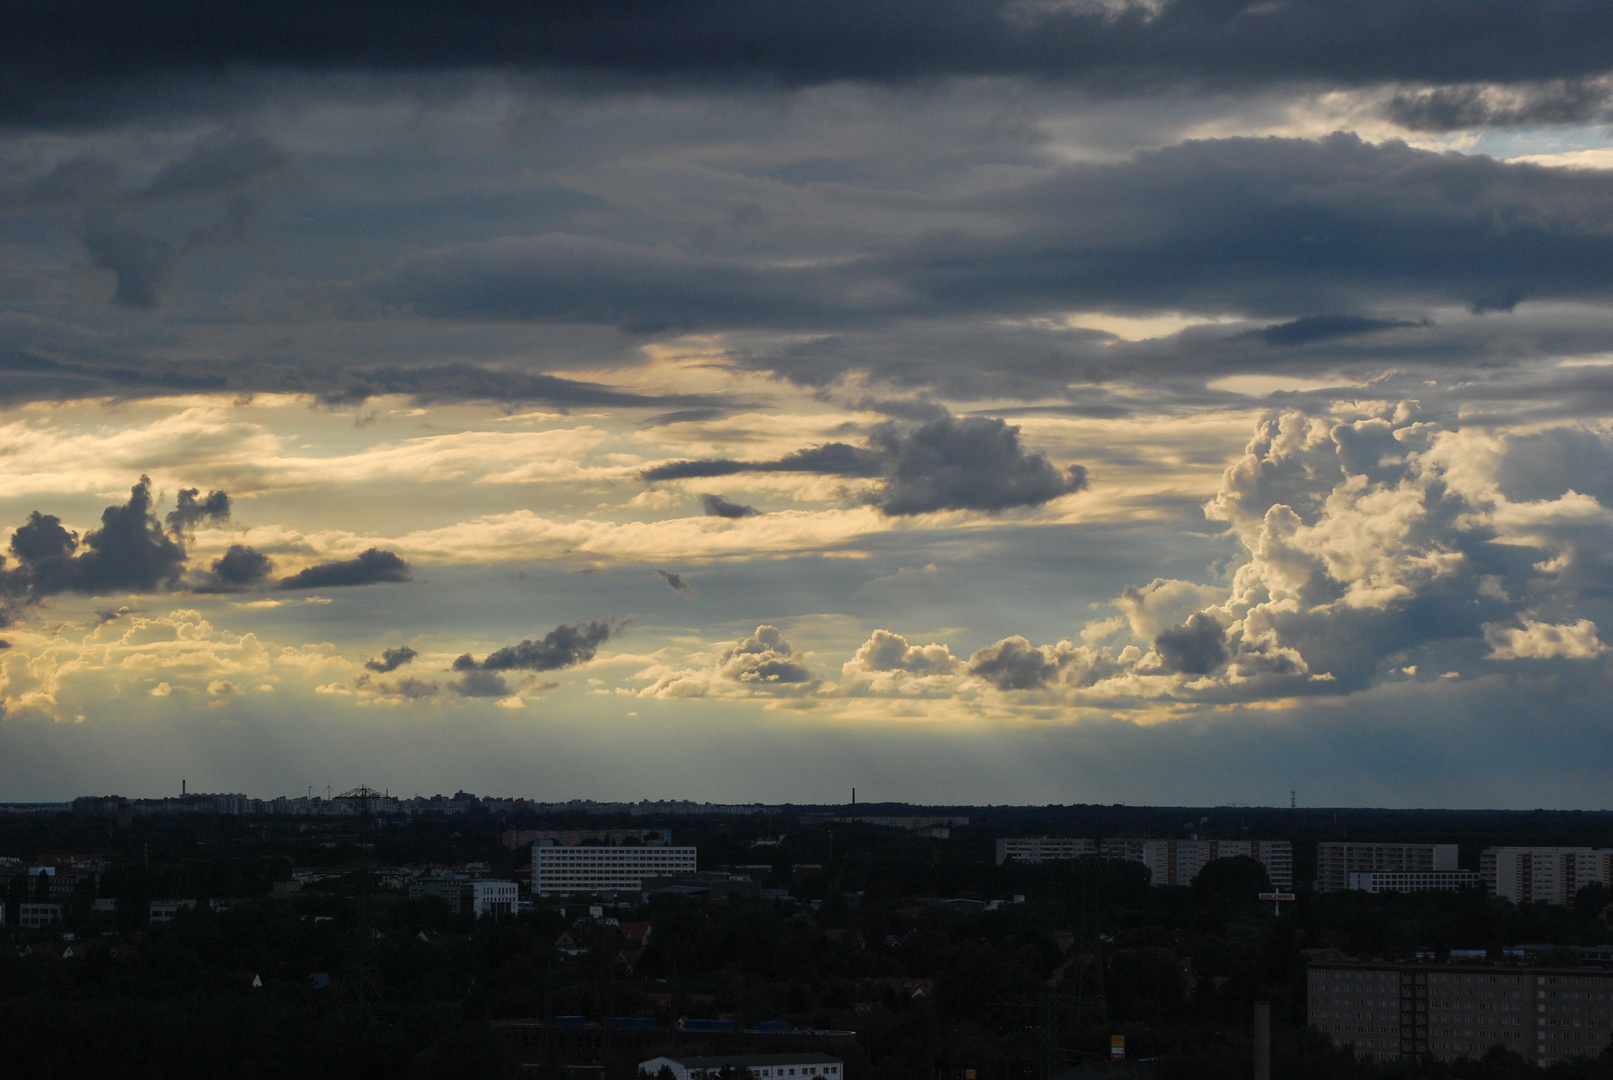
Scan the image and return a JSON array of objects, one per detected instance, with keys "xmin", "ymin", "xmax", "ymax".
[
  {"xmin": 701, "ymin": 494, "xmax": 760, "ymax": 519},
  {"xmin": 364, "ymin": 645, "xmax": 418, "ymax": 673},
  {"xmin": 841, "ymin": 630, "xmax": 961, "ymax": 697},
  {"xmin": 833, "ymin": 406, "xmax": 1613, "ymax": 712},
  {"xmin": 277, "ymin": 548, "xmax": 411, "ymax": 589},
  {"xmin": 453, "ymin": 619, "xmax": 617, "ymax": 673},
  {"xmin": 1484, "ymin": 618, "xmax": 1609, "ymax": 660},
  {"xmin": 647, "ymin": 411, "xmax": 1085, "ymax": 517},
  {"xmin": 637, "ymin": 625, "xmax": 826, "ymax": 700},
  {"xmin": 448, "ymin": 670, "xmax": 512, "ymax": 698},
  {"xmin": 1, "ymin": 477, "xmax": 189, "ymax": 603},
  {"xmin": 1152, "ymin": 613, "xmax": 1231, "ymax": 676}
]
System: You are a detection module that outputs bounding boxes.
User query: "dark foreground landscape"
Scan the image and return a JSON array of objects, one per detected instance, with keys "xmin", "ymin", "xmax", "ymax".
[{"xmin": 6, "ymin": 799, "xmax": 1613, "ymax": 1079}]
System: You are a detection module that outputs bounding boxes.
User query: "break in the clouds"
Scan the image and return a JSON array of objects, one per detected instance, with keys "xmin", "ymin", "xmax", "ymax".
[{"xmin": 11, "ymin": 5, "xmax": 1613, "ymax": 805}]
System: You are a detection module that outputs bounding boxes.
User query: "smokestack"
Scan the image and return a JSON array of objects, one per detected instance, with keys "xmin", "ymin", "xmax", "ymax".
[{"xmin": 1253, "ymin": 1000, "xmax": 1270, "ymax": 1080}]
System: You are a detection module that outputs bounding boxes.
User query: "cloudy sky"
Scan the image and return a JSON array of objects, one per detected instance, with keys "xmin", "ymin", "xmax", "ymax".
[{"xmin": 5, "ymin": 2, "xmax": 1613, "ymax": 806}]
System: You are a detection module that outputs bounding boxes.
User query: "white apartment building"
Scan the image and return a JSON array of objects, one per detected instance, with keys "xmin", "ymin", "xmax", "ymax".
[
  {"xmin": 1482, "ymin": 847, "xmax": 1613, "ymax": 906},
  {"xmin": 638, "ymin": 1053, "xmax": 842, "ymax": 1080},
  {"xmin": 1102, "ymin": 838, "xmax": 1292, "ymax": 889},
  {"xmin": 1316, "ymin": 842, "xmax": 1460, "ymax": 892},
  {"xmin": 1348, "ymin": 870, "xmax": 1481, "ymax": 893},
  {"xmin": 471, "ymin": 880, "xmax": 519, "ymax": 917},
  {"xmin": 995, "ymin": 837, "xmax": 1097, "ymax": 865},
  {"xmin": 532, "ymin": 845, "xmax": 698, "ymax": 896}
]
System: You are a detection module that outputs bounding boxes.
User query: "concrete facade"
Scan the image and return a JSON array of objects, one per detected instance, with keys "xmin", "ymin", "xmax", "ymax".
[{"xmin": 1309, "ymin": 960, "xmax": 1613, "ymax": 1066}]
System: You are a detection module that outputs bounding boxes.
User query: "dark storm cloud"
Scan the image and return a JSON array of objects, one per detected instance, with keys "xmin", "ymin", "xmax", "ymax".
[
  {"xmin": 277, "ymin": 548, "xmax": 411, "ymax": 590},
  {"xmin": 656, "ymin": 569, "xmax": 697, "ymax": 597},
  {"xmin": 1153, "ymin": 613, "xmax": 1231, "ymax": 675},
  {"xmin": 189, "ymin": 544, "xmax": 274, "ymax": 594},
  {"xmin": 701, "ymin": 494, "xmax": 759, "ymax": 519},
  {"xmin": 0, "ymin": 477, "xmax": 189, "ymax": 602},
  {"xmin": 897, "ymin": 134, "xmax": 1613, "ymax": 321},
  {"xmin": 6, "ymin": 2, "xmax": 1613, "ymax": 126},
  {"xmin": 452, "ymin": 619, "xmax": 617, "ymax": 673},
  {"xmin": 368, "ymin": 234, "xmax": 853, "ymax": 332},
  {"xmin": 365, "ymin": 645, "xmax": 418, "ymax": 673},
  {"xmin": 165, "ymin": 488, "xmax": 230, "ymax": 533},
  {"xmin": 647, "ymin": 413, "xmax": 1084, "ymax": 516},
  {"xmin": 369, "ymin": 136, "xmax": 1613, "ymax": 343},
  {"xmin": 869, "ymin": 415, "xmax": 1087, "ymax": 516},
  {"xmin": 1383, "ymin": 80, "xmax": 1613, "ymax": 133}
]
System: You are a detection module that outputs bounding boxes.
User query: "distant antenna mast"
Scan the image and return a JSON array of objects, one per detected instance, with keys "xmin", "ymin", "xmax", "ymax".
[{"xmin": 1290, "ymin": 788, "xmax": 1296, "ymax": 810}]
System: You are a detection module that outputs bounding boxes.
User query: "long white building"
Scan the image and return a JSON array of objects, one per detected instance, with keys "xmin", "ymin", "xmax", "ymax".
[
  {"xmin": 532, "ymin": 844, "xmax": 697, "ymax": 896},
  {"xmin": 1103, "ymin": 838, "xmax": 1293, "ymax": 889},
  {"xmin": 1482, "ymin": 847, "xmax": 1613, "ymax": 906},
  {"xmin": 1348, "ymin": 870, "xmax": 1480, "ymax": 893},
  {"xmin": 995, "ymin": 837, "xmax": 1097, "ymax": 865},
  {"xmin": 1316, "ymin": 842, "xmax": 1460, "ymax": 892},
  {"xmin": 639, "ymin": 1053, "xmax": 842, "ymax": 1080}
]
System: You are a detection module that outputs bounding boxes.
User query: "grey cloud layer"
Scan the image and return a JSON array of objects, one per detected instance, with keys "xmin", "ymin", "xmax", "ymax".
[
  {"xmin": 7, "ymin": 2, "xmax": 1613, "ymax": 127},
  {"xmin": 375, "ymin": 135, "xmax": 1613, "ymax": 343}
]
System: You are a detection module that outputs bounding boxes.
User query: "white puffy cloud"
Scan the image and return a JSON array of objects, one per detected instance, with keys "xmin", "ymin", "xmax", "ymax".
[
  {"xmin": 635, "ymin": 625, "xmax": 829, "ymax": 701},
  {"xmin": 1484, "ymin": 618, "xmax": 1609, "ymax": 661}
]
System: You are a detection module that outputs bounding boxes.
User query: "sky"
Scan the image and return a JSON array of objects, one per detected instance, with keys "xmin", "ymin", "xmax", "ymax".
[{"xmin": 5, "ymin": 2, "xmax": 1613, "ymax": 807}]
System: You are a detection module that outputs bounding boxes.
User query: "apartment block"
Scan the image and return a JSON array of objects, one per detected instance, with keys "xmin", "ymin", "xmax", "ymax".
[
  {"xmin": 995, "ymin": 837, "xmax": 1097, "ymax": 865},
  {"xmin": 1348, "ymin": 870, "xmax": 1481, "ymax": 893},
  {"xmin": 1316, "ymin": 843, "xmax": 1459, "ymax": 893},
  {"xmin": 19, "ymin": 903, "xmax": 61, "ymax": 928},
  {"xmin": 1309, "ymin": 960, "xmax": 1613, "ymax": 1066},
  {"xmin": 532, "ymin": 845, "xmax": 698, "ymax": 896},
  {"xmin": 1102, "ymin": 838, "xmax": 1292, "ymax": 890},
  {"xmin": 1482, "ymin": 847, "xmax": 1613, "ymax": 906}
]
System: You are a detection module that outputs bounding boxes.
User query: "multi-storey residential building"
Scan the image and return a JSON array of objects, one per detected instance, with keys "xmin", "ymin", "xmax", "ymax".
[
  {"xmin": 1482, "ymin": 847, "xmax": 1613, "ymax": 906},
  {"xmin": 532, "ymin": 845, "xmax": 698, "ymax": 896},
  {"xmin": 994, "ymin": 837, "xmax": 1097, "ymax": 865},
  {"xmin": 1316, "ymin": 843, "xmax": 1460, "ymax": 892},
  {"xmin": 1348, "ymin": 870, "xmax": 1481, "ymax": 893},
  {"xmin": 1308, "ymin": 960, "xmax": 1613, "ymax": 1066},
  {"xmin": 1102, "ymin": 838, "xmax": 1292, "ymax": 890}
]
